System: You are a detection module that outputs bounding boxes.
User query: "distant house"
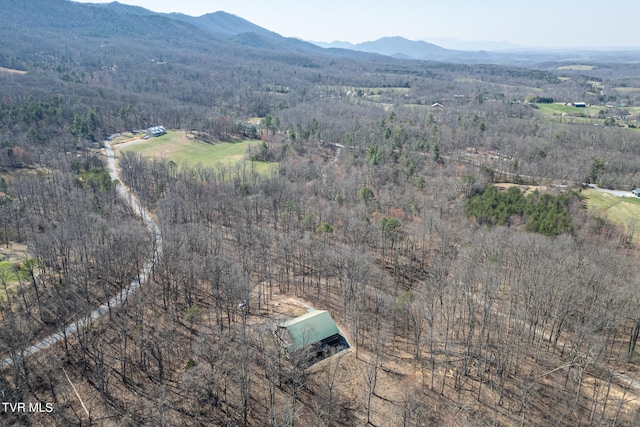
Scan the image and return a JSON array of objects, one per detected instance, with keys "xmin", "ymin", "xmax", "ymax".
[
  {"xmin": 572, "ymin": 102, "xmax": 586, "ymax": 108},
  {"xmin": 274, "ymin": 309, "xmax": 340, "ymax": 353},
  {"xmin": 147, "ymin": 125, "xmax": 166, "ymax": 137},
  {"xmin": 431, "ymin": 102, "xmax": 443, "ymax": 108}
]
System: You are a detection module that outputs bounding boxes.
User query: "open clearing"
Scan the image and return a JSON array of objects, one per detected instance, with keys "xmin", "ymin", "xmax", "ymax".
[
  {"xmin": 557, "ymin": 64, "xmax": 597, "ymax": 71},
  {"xmin": 494, "ymin": 182, "xmax": 548, "ymax": 196},
  {"xmin": 118, "ymin": 130, "xmax": 276, "ymax": 174},
  {"xmin": 0, "ymin": 261, "xmax": 20, "ymax": 281},
  {"xmin": 0, "ymin": 67, "xmax": 27, "ymax": 75},
  {"xmin": 613, "ymin": 87, "xmax": 640, "ymax": 93},
  {"xmin": 582, "ymin": 188, "xmax": 640, "ymax": 238},
  {"xmin": 0, "ymin": 261, "xmax": 21, "ymax": 301},
  {"xmin": 0, "ymin": 243, "xmax": 30, "ymax": 301},
  {"xmin": 535, "ymin": 102, "xmax": 601, "ymax": 116},
  {"xmin": 493, "ymin": 185, "xmax": 640, "ymax": 240}
]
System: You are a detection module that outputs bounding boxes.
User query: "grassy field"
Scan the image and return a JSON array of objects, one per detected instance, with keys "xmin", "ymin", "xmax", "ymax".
[
  {"xmin": 613, "ymin": 87, "xmax": 640, "ymax": 93},
  {"xmin": 535, "ymin": 103, "xmax": 602, "ymax": 116},
  {"xmin": 535, "ymin": 102, "xmax": 640, "ymax": 116},
  {"xmin": 0, "ymin": 260, "xmax": 22, "ymax": 302},
  {"xmin": 535, "ymin": 103, "xmax": 640, "ymax": 128},
  {"xmin": 119, "ymin": 131, "xmax": 276, "ymax": 174},
  {"xmin": 0, "ymin": 261, "xmax": 20, "ymax": 282},
  {"xmin": 582, "ymin": 189, "xmax": 640, "ymax": 239}
]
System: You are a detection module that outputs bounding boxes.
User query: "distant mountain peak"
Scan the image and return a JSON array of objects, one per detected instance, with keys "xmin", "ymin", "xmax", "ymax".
[
  {"xmin": 350, "ymin": 36, "xmax": 450, "ymax": 60},
  {"xmin": 165, "ymin": 9, "xmax": 277, "ymax": 38},
  {"xmin": 99, "ymin": 1, "xmax": 158, "ymax": 16}
]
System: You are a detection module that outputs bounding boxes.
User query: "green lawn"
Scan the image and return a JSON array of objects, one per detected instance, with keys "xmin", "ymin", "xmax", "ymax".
[
  {"xmin": 119, "ymin": 131, "xmax": 277, "ymax": 174},
  {"xmin": 0, "ymin": 261, "xmax": 20, "ymax": 283},
  {"xmin": 535, "ymin": 103, "xmax": 640, "ymax": 128},
  {"xmin": 582, "ymin": 189, "xmax": 640, "ymax": 239},
  {"xmin": 535, "ymin": 103, "xmax": 640, "ymax": 116},
  {"xmin": 0, "ymin": 260, "xmax": 23, "ymax": 301},
  {"xmin": 535, "ymin": 103, "xmax": 602, "ymax": 116}
]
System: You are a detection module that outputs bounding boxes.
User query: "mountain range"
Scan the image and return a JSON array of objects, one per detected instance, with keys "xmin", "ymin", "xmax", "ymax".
[
  {"xmin": 312, "ymin": 36, "xmax": 640, "ymax": 65},
  {"xmin": 2, "ymin": 0, "xmax": 640, "ymax": 71},
  {"xmin": 128, "ymin": 2, "xmax": 640, "ymax": 64},
  {"xmin": 312, "ymin": 36, "xmax": 496, "ymax": 63}
]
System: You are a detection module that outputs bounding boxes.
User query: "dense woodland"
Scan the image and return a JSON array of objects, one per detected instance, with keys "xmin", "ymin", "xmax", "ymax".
[{"xmin": 3, "ymin": 0, "xmax": 640, "ymax": 425}]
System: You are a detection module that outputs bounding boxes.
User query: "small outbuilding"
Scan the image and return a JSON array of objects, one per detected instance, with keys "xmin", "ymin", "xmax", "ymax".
[
  {"xmin": 275, "ymin": 309, "xmax": 340, "ymax": 353},
  {"xmin": 572, "ymin": 102, "xmax": 586, "ymax": 108}
]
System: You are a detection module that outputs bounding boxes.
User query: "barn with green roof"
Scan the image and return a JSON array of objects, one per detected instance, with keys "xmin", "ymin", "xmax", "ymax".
[{"xmin": 275, "ymin": 309, "xmax": 340, "ymax": 352}]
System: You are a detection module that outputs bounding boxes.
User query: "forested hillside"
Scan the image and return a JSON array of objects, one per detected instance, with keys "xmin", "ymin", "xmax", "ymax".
[{"xmin": 3, "ymin": 1, "xmax": 640, "ymax": 426}]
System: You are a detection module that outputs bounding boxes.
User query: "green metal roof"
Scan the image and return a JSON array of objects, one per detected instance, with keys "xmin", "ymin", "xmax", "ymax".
[{"xmin": 279, "ymin": 310, "xmax": 339, "ymax": 351}]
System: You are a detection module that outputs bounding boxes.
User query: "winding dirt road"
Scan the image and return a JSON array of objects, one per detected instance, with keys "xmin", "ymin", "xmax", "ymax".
[{"xmin": 0, "ymin": 139, "xmax": 162, "ymax": 369}]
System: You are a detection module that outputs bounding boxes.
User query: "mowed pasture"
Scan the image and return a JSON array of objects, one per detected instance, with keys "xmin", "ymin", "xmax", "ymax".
[
  {"xmin": 535, "ymin": 103, "xmax": 601, "ymax": 116},
  {"xmin": 535, "ymin": 102, "xmax": 640, "ymax": 116},
  {"xmin": 582, "ymin": 188, "xmax": 640, "ymax": 240},
  {"xmin": 118, "ymin": 131, "xmax": 276, "ymax": 174}
]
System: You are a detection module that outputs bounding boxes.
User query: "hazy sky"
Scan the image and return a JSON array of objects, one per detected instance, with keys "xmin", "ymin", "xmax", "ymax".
[{"xmin": 73, "ymin": 0, "xmax": 639, "ymax": 48}]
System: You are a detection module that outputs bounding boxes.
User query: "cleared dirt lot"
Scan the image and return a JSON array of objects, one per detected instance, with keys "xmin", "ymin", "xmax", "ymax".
[{"xmin": 243, "ymin": 293, "xmax": 441, "ymax": 426}]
